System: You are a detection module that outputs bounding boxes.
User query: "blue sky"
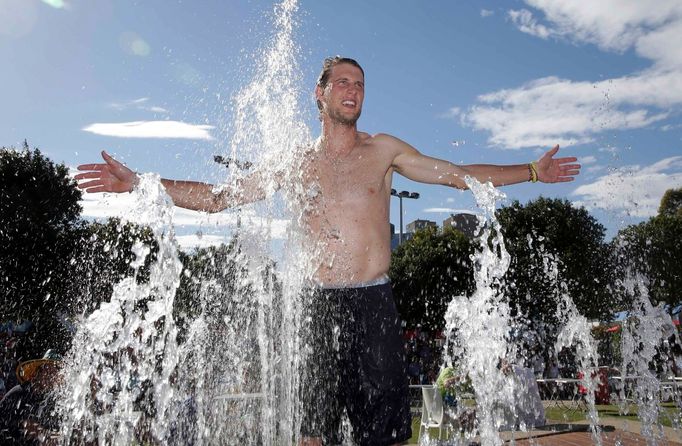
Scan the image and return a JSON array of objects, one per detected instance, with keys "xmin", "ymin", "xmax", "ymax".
[{"xmin": 2, "ymin": 0, "xmax": 681, "ymax": 249}]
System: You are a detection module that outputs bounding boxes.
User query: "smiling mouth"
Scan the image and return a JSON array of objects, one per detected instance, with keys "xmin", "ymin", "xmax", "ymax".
[{"xmin": 342, "ymin": 100, "xmax": 356, "ymax": 107}]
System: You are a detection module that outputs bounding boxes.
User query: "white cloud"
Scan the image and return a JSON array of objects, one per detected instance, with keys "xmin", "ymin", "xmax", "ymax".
[
  {"xmin": 481, "ymin": 9, "xmax": 494, "ymax": 18},
  {"xmin": 520, "ymin": 0, "xmax": 682, "ymax": 55},
  {"xmin": 78, "ymin": 192, "xmax": 290, "ymax": 239},
  {"xmin": 459, "ymin": 0, "xmax": 682, "ymax": 149},
  {"xmin": 572, "ymin": 156, "xmax": 682, "ymax": 217},
  {"xmin": 661, "ymin": 123, "xmax": 682, "ymax": 131},
  {"xmin": 82, "ymin": 121, "xmax": 214, "ymax": 140},
  {"xmin": 508, "ymin": 9, "xmax": 553, "ymax": 39},
  {"xmin": 462, "ymin": 74, "xmax": 673, "ymax": 149},
  {"xmin": 579, "ymin": 155, "xmax": 597, "ymax": 165},
  {"xmin": 423, "ymin": 207, "xmax": 478, "ymax": 215},
  {"xmin": 439, "ymin": 107, "xmax": 462, "ymax": 119},
  {"xmin": 109, "ymin": 98, "xmax": 169, "ymax": 114}
]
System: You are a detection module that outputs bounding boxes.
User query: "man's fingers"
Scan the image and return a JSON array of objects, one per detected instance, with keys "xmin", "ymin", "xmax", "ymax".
[
  {"xmin": 102, "ymin": 150, "xmax": 124, "ymax": 168},
  {"xmin": 545, "ymin": 144, "xmax": 560, "ymax": 157},
  {"xmin": 77, "ymin": 179, "xmax": 104, "ymax": 189},
  {"xmin": 82, "ymin": 185, "xmax": 108, "ymax": 193},
  {"xmin": 563, "ymin": 169, "xmax": 580, "ymax": 176},
  {"xmin": 74, "ymin": 171, "xmax": 104, "ymax": 180},
  {"xmin": 77, "ymin": 163, "xmax": 106, "ymax": 171},
  {"xmin": 560, "ymin": 163, "xmax": 580, "ymax": 170},
  {"xmin": 556, "ymin": 157, "xmax": 578, "ymax": 164},
  {"xmin": 556, "ymin": 176, "xmax": 575, "ymax": 182}
]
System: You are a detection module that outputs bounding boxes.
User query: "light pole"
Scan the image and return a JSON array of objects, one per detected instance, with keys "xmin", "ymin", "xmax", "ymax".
[
  {"xmin": 391, "ymin": 188, "xmax": 420, "ymax": 244},
  {"xmin": 214, "ymin": 155, "xmax": 251, "ymax": 231}
]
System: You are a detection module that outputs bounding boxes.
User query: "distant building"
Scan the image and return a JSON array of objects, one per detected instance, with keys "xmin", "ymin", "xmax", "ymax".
[
  {"xmin": 406, "ymin": 219, "xmax": 436, "ymax": 233},
  {"xmin": 390, "ymin": 219, "xmax": 436, "ymax": 250},
  {"xmin": 390, "ymin": 223, "xmax": 399, "ymax": 250},
  {"xmin": 442, "ymin": 213, "xmax": 478, "ymax": 239}
]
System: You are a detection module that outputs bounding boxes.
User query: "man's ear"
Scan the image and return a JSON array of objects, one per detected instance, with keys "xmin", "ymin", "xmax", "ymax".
[{"xmin": 315, "ymin": 85, "xmax": 325, "ymax": 107}]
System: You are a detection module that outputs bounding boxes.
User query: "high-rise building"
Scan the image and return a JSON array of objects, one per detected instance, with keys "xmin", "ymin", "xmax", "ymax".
[
  {"xmin": 406, "ymin": 219, "xmax": 436, "ymax": 233},
  {"xmin": 390, "ymin": 223, "xmax": 399, "ymax": 250},
  {"xmin": 442, "ymin": 213, "xmax": 478, "ymax": 239}
]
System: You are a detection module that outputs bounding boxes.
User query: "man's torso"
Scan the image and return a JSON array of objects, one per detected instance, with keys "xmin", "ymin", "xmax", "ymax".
[{"xmin": 300, "ymin": 133, "xmax": 399, "ymax": 286}]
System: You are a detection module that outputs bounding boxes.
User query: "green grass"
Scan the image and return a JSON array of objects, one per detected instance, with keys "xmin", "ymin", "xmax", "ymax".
[
  {"xmin": 410, "ymin": 403, "xmax": 682, "ymax": 443},
  {"xmin": 543, "ymin": 403, "xmax": 680, "ymax": 428}
]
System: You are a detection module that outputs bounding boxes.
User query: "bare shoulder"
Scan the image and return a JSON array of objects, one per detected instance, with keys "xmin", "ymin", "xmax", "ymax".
[
  {"xmin": 362, "ymin": 133, "xmax": 414, "ymax": 153},
  {"xmin": 362, "ymin": 133, "xmax": 419, "ymax": 166}
]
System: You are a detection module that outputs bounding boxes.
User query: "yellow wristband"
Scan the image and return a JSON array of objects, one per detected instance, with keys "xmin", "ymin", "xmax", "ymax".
[{"xmin": 529, "ymin": 161, "xmax": 538, "ymax": 183}]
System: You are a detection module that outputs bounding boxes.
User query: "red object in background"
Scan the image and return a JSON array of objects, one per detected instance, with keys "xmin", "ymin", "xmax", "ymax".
[
  {"xmin": 403, "ymin": 329, "xmax": 418, "ymax": 340},
  {"xmin": 577, "ymin": 368, "xmax": 611, "ymax": 404}
]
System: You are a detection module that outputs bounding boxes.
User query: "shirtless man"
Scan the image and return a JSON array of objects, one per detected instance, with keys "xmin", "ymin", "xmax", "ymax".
[{"xmin": 76, "ymin": 57, "xmax": 580, "ymax": 445}]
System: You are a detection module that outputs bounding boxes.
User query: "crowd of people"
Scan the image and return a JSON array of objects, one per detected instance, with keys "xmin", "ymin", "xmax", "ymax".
[{"xmin": 404, "ymin": 328, "xmax": 444, "ymax": 386}]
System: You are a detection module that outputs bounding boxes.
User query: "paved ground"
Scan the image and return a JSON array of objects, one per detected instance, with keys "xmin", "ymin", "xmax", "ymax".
[
  {"xmin": 410, "ymin": 419, "xmax": 682, "ymax": 445},
  {"xmin": 511, "ymin": 429, "xmax": 681, "ymax": 445},
  {"xmin": 507, "ymin": 420, "xmax": 682, "ymax": 445}
]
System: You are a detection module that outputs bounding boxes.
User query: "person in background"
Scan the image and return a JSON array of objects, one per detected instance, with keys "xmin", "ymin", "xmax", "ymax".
[{"xmin": 0, "ymin": 352, "xmax": 62, "ymax": 445}]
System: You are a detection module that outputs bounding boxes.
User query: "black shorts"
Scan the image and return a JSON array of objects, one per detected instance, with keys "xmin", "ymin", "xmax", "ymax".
[{"xmin": 300, "ymin": 283, "xmax": 412, "ymax": 446}]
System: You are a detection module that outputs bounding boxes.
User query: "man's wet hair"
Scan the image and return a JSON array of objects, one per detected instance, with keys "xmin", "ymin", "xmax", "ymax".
[{"xmin": 316, "ymin": 56, "xmax": 364, "ymax": 111}]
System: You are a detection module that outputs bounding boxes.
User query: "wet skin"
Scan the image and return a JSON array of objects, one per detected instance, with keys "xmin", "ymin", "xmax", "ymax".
[{"xmin": 75, "ymin": 63, "xmax": 581, "ymax": 288}]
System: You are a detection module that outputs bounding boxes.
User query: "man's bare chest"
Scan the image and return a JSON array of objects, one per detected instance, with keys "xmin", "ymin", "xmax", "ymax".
[{"xmin": 304, "ymin": 156, "xmax": 389, "ymax": 204}]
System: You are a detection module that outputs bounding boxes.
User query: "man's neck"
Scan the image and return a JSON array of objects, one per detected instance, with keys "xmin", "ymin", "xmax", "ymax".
[{"xmin": 319, "ymin": 119, "xmax": 359, "ymax": 157}]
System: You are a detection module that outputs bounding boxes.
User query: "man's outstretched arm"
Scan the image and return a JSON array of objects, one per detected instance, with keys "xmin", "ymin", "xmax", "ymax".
[
  {"xmin": 385, "ymin": 135, "xmax": 580, "ymax": 189},
  {"xmin": 75, "ymin": 151, "xmax": 268, "ymax": 213}
]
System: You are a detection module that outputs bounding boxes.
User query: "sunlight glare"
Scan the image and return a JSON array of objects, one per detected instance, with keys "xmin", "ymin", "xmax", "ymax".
[{"xmin": 40, "ymin": 0, "xmax": 65, "ymax": 8}]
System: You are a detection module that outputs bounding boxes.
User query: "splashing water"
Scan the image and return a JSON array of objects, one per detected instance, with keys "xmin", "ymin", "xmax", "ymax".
[
  {"xmin": 58, "ymin": 174, "xmax": 183, "ymax": 444},
  {"xmin": 442, "ymin": 178, "xmax": 609, "ymax": 446},
  {"xmin": 617, "ymin": 273, "xmax": 677, "ymax": 445},
  {"xmin": 55, "ymin": 2, "xmax": 679, "ymax": 444},
  {"xmin": 174, "ymin": 0, "xmax": 316, "ymax": 443},
  {"xmin": 59, "ymin": 0, "xmax": 316, "ymax": 444},
  {"xmin": 442, "ymin": 177, "xmax": 516, "ymax": 446},
  {"xmin": 541, "ymin": 246, "xmax": 603, "ymax": 445}
]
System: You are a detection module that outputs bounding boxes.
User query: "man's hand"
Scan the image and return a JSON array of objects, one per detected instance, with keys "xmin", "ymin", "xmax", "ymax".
[
  {"xmin": 535, "ymin": 145, "xmax": 581, "ymax": 183},
  {"xmin": 75, "ymin": 151, "xmax": 139, "ymax": 193}
]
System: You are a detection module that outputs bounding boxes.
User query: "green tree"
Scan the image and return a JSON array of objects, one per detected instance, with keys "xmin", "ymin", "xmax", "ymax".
[
  {"xmin": 0, "ymin": 142, "xmax": 82, "ymax": 356},
  {"xmin": 175, "ymin": 241, "xmax": 252, "ymax": 327},
  {"xmin": 389, "ymin": 226, "xmax": 475, "ymax": 331},
  {"xmin": 659, "ymin": 187, "xmax": 682, "ymax": 217},
  {"xmin": 68, "ymin": 217, "xmax": 158, "ymax": 316},
  {"xmin": 615, "ymin": 189, "xmax": 682, "ymax": 310},
  {"xmin": 496, "ymin": 197, "xmax": 615, "ymax": 330}
]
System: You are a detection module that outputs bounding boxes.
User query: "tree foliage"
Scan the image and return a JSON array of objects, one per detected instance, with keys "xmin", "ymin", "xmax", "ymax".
[
  {"xmin": 615, "ymin": 189, "xmax": 682, "ymax": 310},
  {"xmin": 68, "ymin": 218, "xmax": 158, "ymax": 316},
  {"xmin": 659, "ymin": 187, "xmax": 682, "ymax": 217},
  {"xmin": 0, "ymin": 143, "xmax": 160, "ymax": 357},
  {"xmin": 389, "ymin": 226, "xmax": 475, "ymax": 331},
  {"xmin": 497, "ymin": 197, "xmax": 615, "ymax": 330},
  {"xmin": 0, "ymin": 142, "xmax": 82, "ymax": 356},
  {"xmin": 175, "ymin": 241, "xmax": 251, "ymax": 324}
]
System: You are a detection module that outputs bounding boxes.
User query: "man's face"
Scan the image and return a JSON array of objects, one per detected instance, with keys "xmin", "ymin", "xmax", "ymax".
[{"xmin": 316, "ymin": 63, "xmax": 365, "ymax": 126}]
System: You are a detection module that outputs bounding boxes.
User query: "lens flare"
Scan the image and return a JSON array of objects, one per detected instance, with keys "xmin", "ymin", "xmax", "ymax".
[
  {"xmin": 119, "ymin": 31, "xmax": 151, "ymax": 57},
  {"xmin": 40, "ymin": 0, "xmax": 65, "ymax": 8}
]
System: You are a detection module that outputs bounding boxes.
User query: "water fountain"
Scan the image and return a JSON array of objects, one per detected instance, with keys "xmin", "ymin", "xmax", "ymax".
[
  {"xmin": 53, "ymin": 1, "xmax": 680, "ymax": 445},
  {"xmin": 58, "ymin": 0, "xmax": 315, "ymax": 444}
]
